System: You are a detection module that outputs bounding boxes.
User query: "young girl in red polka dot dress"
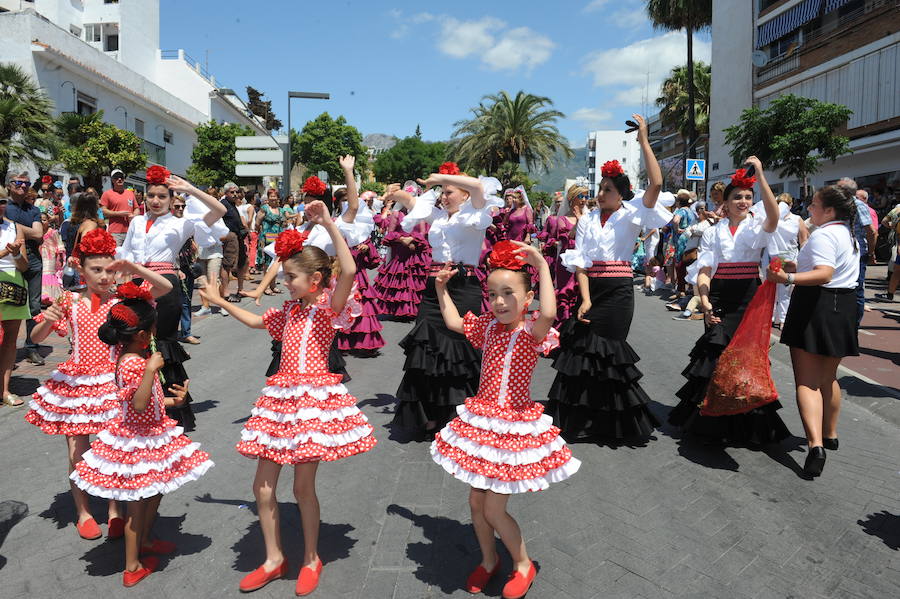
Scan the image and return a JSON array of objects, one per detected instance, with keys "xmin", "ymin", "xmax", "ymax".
[
  {"xmin": 200, "ymin": 201, "xmax": 377, "ymax": 596},
  {"xmin": 26, "ymin": 229, "xmax": 174, "ymax": 542},
  {"xmin": 69, "ymin": 282, "xmax": 214, "ymax": 587},
  {"xmin": 430, "ymin": 240, "xmax": 581, "ymax": 599}
]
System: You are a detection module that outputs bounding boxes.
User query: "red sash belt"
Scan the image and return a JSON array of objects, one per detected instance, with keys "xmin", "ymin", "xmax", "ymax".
[
  {"xmin": 144, "ymin": 262, "xmax": 177, "ymax": 276},
  {"xmin": 713, "ymin": 262, "xmax": 759, "ymax": 280},
  {"xmin": 586, "ymin": 260, "xmax": 632, "ymax": 278}
]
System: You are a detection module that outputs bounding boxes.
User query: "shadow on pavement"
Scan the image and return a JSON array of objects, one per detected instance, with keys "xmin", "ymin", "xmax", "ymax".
[
  {"xmin": 0, "ymin": 500, "xmax": 29, "ymax": 571},
  {"xmin": 38, "ymin": 490, "xmax": 110, "ymax": 530},
  {"xmin": 858, "ymin": 511, "xmax": 900, "ymax": 551},
  {"xmin": 840, "ymin": 375, "xmax": 900, "ymax": 398},
  {"xmin": 357, "ymin": 393, "xmax": 395, "ymax": 412},
  {"xmin": 191, "ymin": 399, "xmax": 220, "ymax": 414}
]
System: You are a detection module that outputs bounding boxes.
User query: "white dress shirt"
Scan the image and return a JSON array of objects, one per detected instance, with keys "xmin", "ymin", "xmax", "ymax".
[
  {"xmin": 797, "ymin": 221, "xmax": 859, "ymax": 289},
  {"xmin": 401, "ymin": 190, "xmax": 492, "ymax": 266},
  {"xmin": 694, "ymin": 210, "xmax": 771, "ymax": 278}
]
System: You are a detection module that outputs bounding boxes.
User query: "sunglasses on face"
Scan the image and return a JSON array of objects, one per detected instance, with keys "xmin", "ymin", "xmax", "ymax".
[
  {"xmin": 0, "ymin": 199, "xmax": 8, "ymax": 205},
  {"xmin": 172, "ymin": 205, "xmax": 186, "ymax": 210},
  {"xmin": 577, "ymin": 194, "xmax": 589, "ymax": 199},
  {"xmin": 11, "ymin": 181, "xmax": 30, "ymax": 188}
]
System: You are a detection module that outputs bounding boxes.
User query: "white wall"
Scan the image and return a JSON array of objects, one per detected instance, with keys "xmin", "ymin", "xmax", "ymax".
[{"xmin": 588, "ymin": 130, "xmax": 642, "ymax": 193}]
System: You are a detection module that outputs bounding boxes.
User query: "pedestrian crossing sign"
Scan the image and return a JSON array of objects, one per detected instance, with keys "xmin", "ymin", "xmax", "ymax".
[{"xmin": 686, "ymin": 159, "xmax": 706, "ymax": 181}]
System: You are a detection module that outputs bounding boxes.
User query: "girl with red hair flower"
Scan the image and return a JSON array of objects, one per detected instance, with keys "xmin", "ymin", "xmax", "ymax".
[
  {"xmin": 547, "ymin": 115, "xmax": 672, "ymax": 444},
  {"xmin": 118, "ymin": 166, "xmax": 227, "ymax": 432},
  {"xmin": 26, "ymin": 228, "xmax": 173, "ymax": 542},
  {"xmin": 668, "ymin": 156, "xmax": 791, "ymax": 447}
]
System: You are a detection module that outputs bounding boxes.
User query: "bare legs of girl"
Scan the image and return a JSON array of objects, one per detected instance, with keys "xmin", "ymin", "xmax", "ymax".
[{"xmin": 790, "ymin": 347, "xmax": 843, "ymax": 476}]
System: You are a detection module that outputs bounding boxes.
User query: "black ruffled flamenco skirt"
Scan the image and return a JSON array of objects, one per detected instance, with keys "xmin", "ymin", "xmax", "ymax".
[
  {"xmin": 393, "ymin": 273, "xmax": 482, "ymax": 431},
  {"xmin": 546, "ymin": 277, "xmax": 659, "ymax": 442},
  {"xmin": 154, "ymin": 274, "xmax": 196, "ymax": 432},
  {"xmin": 667, "ymin": 277, "xmax": 790, "ymax": 445}
]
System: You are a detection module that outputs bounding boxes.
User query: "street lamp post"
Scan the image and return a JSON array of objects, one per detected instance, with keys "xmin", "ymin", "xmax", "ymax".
[
  {"xmin": 114, "ymin": 105, "xmax": 128, "ymax": 130},
  {"xmin": 285, "ymin": 91, "xmax": 329, "ymax": 198},
  {"xmin": 60, "ymin": 80, "xmax": 76, "ymax": 112}
]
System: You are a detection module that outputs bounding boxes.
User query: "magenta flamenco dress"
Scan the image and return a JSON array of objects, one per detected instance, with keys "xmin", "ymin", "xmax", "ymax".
[
  {"xmin": 550, "ymin": 216, "xmax": 578, "ymax": 326},
  {"xmin": 370, "ymin": 212, "xmax": 431, "ymax": 320},
  {"xmin": 337, "ymin": 242, "xmax": 385, "ymax": 352},
  {"xmin": 431, "ymin": 312, "xmax": 580, "ymax": 493}
]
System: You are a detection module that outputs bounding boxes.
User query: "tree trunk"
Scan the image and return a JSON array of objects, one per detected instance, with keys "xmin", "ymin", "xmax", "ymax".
[{"xmin": 686, "ymin": 22, "xmax": 697, "ymax": 187}]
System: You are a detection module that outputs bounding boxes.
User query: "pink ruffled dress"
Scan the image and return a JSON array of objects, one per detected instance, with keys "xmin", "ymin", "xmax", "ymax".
[
  {"xmin": 26, "ymin": 292, "xmax": 121, "ymax": 436},
  {"xmin": 431, "ymin": 312, "xmax": 581, "ymax": 493},
  {"xmin": 70, "ymin": 354, "xmax": 213, "ymax": 500},
  {"xmin": 337, "ymin": 242, "xmax": 385, "ymax": 352},
  {"xmin": 370, "ymin": 212, "xmax": 431, "ymax": 320},
  {"xmin": 237, "ymin": 292, "xmax": 377, "ymax": 464}
]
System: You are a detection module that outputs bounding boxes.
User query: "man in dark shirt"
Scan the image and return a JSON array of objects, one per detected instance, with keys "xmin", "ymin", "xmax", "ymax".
[
  {"xmin": 5, "ymin": 171, "xmax": 45, "ymax": 365},
  {"xmin": 220, "ymin": 182, "xmax": 247, "ymax": 302}
]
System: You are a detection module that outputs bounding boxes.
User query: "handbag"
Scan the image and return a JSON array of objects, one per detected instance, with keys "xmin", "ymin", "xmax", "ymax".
[{"xmin": 0, "ymin": 279, "xmax": 27, "ymax": 306}]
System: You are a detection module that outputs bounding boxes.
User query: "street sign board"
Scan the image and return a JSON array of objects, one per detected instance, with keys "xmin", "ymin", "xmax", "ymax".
[
  {"xmin": 235, "ymin": 149, "xmax": 283, "ymax": 162},
  {"xmin": 235, "ymin": 135, "xmax": 288, "ymax": 149},
  {"xmin": 686, "ymin": 158, "xmax": 706, "ymax": 181},
  {"xmin": 236, "ymin": 163, "xmax": 284, "ymax": 177}
]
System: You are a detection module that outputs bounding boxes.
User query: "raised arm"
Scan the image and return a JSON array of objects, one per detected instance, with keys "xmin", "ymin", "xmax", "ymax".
[
  {"xmin": 305, "ymin": 201, "xmax": 356, "ymax": 312},
  {"xmin": 746, "ymin": 156, "xmax": 779, "ymax": 233},
  {"xmin": 167, "ymin": 175, "xmax": 227, "ymax": 227},
  {"xmin": 338, "ymin": 155, "xmax": 359, "ymax": 224},
  {"xmin": 516, "ymin": 242, "xmax": 555, "ymax": 341},
  {"xmin": 634, "ymin": 114, "xmax": 662, "ymax": 208},
  {"xmin": 198, "ymin": 282, "xmax": 265, "ymax": 328},
  {"xmin": 421, "ymin": 174, "xmax": 487, "ymax": 209},
  {"xmin": 105, "ymin": 260, "xmax": 173, "ymax": 298}
]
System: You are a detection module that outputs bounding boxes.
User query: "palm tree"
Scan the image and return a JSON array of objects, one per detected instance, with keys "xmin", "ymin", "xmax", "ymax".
[
  {"xmin": 646, "ymin": 0, "xmax": 713, "ymax": 166},
  {"xmin": 450, "ymin": 90, "xmax": 573, "ymax": 174},
  {"xmin": 656, "ymin": 62, "xmax": 711, "ymax": 142},
  {"xmin": 0, "ymin": 63, "xmax": 56, "ymax": 175}
]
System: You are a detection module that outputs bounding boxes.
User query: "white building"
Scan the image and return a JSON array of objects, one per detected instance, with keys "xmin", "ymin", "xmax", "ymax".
[
  {"xmin": 708, "ymin": 0, "xmax": 900, "ymax": 202},
  {"xmin": 586, "ymin": 130, "xmax": 643, "ymax": 195},
  {"xmin": 0, "ymin": 0, "xmax": 267, "ymax": 186}
]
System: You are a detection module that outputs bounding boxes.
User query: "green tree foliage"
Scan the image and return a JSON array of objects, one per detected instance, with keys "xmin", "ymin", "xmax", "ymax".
[
  {"xmin": 372, "ymin": 136, "xmax": 447, "ymax": 183},
  {"xmin": 656, "ymin": 62, "xmax": 711, "ymax": 139},
  {"xmin": 494, "ymin": 161, "xmax": 536, "ymax": 192},
  {"xmin": 186, "ymin": 120, "xmax": 253, "ymax": 188},
  {"xmin": 57, "ymin": 116, "xmax": 146, "ymax": 189},
  {"xmin": 0, "ymin": 63, "xmax": 56, "ymax": 175},
  {"xmin": 360, "ymin": 181, "xmax": 385, "ymax": 194},
  {"xmin": 246, "ymin": 86, "xmax": 282, "ymax": 131},
  {"xmin": 531, "ymin": 190, "xmax": 551, "ymax": 208},
  {"xmin": 450, "ymin": 90, "xmax": 572, "ymax": 174},
  {"xmin": 293, "ymin": 113, "xmax": 368, "ymax": 182},
  {"xmin": 724, "ymin": 95, "xmax": 852, "ymax": 193}
]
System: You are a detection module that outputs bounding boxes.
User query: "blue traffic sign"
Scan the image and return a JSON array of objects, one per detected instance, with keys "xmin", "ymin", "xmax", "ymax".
[{"xmin": 686, "ymin": 159, "xmax": 706, "ymax": 181}]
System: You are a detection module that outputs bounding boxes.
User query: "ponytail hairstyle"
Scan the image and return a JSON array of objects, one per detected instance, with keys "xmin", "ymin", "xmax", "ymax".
[
  {"xmin": 487, "ymin": 240, "xmax": 531, "ymax": 291},
  {"xmin": 817, "ymin": 184, "xmax": 858, "ymax": 251},
  {"xmin": 98, "ymin": 282, "xmax": 157, "ymax": 347},
  {"xmin": 600, "ymin": 160, "xmax": 634, "ymax": 202}
]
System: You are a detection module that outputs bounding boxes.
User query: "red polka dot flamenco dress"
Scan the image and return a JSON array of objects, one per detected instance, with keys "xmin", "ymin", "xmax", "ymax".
[
  {"xmin": 237, "ymin": 290, "xmax": 377, "ymax": 464},
  {"xmin": 70, "ymin": 354, "xmax": 213, "ymax": 500},
  {"xmin": 431, "ymin": 312, "xmax": 581, "ymax": 493},
  {"xmin": 26, "ymin": 292, "xmax": 121, "ymax": 436}
]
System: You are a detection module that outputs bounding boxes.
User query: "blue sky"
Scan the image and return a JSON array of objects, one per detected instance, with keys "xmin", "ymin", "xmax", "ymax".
[{"xmin": 160, "ymin": 0, "xmax": 710, "ymax": 147}]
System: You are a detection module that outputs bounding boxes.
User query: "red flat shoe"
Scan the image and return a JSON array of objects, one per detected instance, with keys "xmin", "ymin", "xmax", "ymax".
[
  {"xmin": 107, "ymin": 517, "xmax": 125, "ymax": 539},
  {"xmin": 140, "ymin": 539, "xmax": 177, "ymax": 556},
  {"xmin": 122, "ymin": 558, "xmax": 158, "ymax": 587},
  {"xmin": 501, "ymin": 562, "xmax": 536, "ymax": 599},
  {"xmin": 76, "ymin": 518, "xmax": 102, "ymax": 540},
  {"xmin": 466, "ymin": 562, "xmax": 500, "ymax": 593},
  {"xmin": 295, "ymin": 559, "xmax": 323, "ymax": 596},
  {"xmin": 239, "ymin": 561, "xmax": 288, "ymax": 593}
]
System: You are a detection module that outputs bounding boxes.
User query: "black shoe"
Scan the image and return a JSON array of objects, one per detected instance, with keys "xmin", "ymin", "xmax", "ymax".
[
  {"xmin": 803, "ymin": 446, "xmax": 826, "ymax": 477},
  {"xmin": 874, "ymin": 292, "xmax": 895, "ymax": 301},
  {"xmin": 26, "ymin": 350, "xmax": 45, "ymax": 366},
  {"xmin": 823, "ymin": 437, "xmax": 839, "ymax": 451}
]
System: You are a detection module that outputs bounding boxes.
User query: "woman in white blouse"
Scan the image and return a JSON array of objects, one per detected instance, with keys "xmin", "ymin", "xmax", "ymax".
[
  {"xmin": 388, "ymin": 170, "xmax": 500, "ymax": 438},
  {"xmin": 766, "ymin": 185, "xmax": 860, "ymax": 477},
  {"xmin": 770, "ymin": 194, "xmax": 808, "ymax": 328},
  {"xmin": 668, "ymin": 157, "xmax": 790, "ymax": 446},
  {"xmin": 119, "ymin": 172, "xmax": 227, "ymax": 431},
  {"xmin": 548, "ymin": 114, "xmax": 671, "ymax": 443}
]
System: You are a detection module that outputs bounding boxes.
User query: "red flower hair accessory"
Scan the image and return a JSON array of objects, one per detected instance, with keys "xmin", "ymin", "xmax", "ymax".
[
  {"xmin": 116, "ymin": 281, "xmax": 154, "ymax": 302},
  {"xmin": 601, "ymin": 160, "xmax": 625, "ymax": 178},
  {"xmin": 488, "ymin": 240, "xmax": 524, "ymax": 271},
  {"xmin": 302, "ymin": 176, "xmax": 327, "ymax": 196},
  {"xmin": 110, "ymin": 303, "xmax": 139, "ymax": 327},
  {"xmin": 730, "ymin": 168, "xmax": 757, "ymax": 190},
  {"xmin": 146, "ymin": 165, "xmax": 171, "ymax": 185},
  {"xmin": 438, "ymin": 162, "xmax": 460, "ymax": 175},
  {"xmin": 41, "ymin": 175, "xmax": 53, "ymax": 185},
  {"xmin": 274, "ymin": 229, "xmax": 310, "ymax": 261},
  {"xmin": 76, "ymin": 228, "xmax": 117, "ymax": 258}
]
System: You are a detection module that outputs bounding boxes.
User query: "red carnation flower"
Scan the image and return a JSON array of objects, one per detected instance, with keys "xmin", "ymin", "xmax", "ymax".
[
  {"xmin": 488, "ymin": 240, "xmax": 524, "ymax": 271},
  {"xmin": 116, "ymin": 281, "xmax": 154, "ymax": 302},
  {"xmin": 110, "ymin": 303, "xmax": 139, "ymax": 327},
  {"xmin": 438, "ymin": 161, "xmax": 460, "ymax": 176},
  {"xmin": 41, "ymin": 175, "xmax": 53, "ymax": 185},
  {"xmin": 601, "ymin": 160, "xmax": 624, "ymax": 179},
  {"xmin": 76, "ymin": 229, "xmax": 117, "ymax": 258},
  {"xmin": 274, "ymin": 229, "xmax": 310, "ymax": 261},
  {"xmin": 302, "ymin": 176, "xmax": 327, "ymax": 197},
  {"xmin": 730, "ymin": 168, "xmax": 757, "ymax": 190},
  {"xmin": 146, "ymin": 165, "xmax": 171, "ymax": 185}
]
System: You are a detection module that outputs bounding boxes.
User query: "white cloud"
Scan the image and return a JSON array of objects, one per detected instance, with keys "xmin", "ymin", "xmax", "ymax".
[
  {"xmin": 609, "ymin": 6, "xmax": 648, "ymax": 29},
  {"xmin": 411, "ymin": 12, "xmax": 436, "ymax": 24},
  {"xmin": 583, "ymin": 0, "xmax": 610, "ymax": 12},
  {"xmin": 482, "ymin": 26, "xmax": 555, "ymax": 71},
  {"xmin": 571, "ymin": 107, "xmax": 614, "ymax": 128},
  {"xmin": 436, "ymin": 16, "xmax": 503, "ymax": 59}
]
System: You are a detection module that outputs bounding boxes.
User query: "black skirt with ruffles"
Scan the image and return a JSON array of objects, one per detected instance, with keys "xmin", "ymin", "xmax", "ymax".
[
  {"xmin": 781, "ymin": 286, "xmax": 859, "ymax": 358},
  {"xmin": 155, "ymin": 273, "xmax": 196, "ymax": 432},
  {"xmin": 546, "ymin": 276, "xmax": 659, "ymax": 442},
  {"xmin": 393, "ymin": 272, "xmax": 482, "ymax": 431},
  {"xmin": 266, "ymin": 337, "xmax": 350, "ymax": 382},
  {"xmin": 668, "ymin": 277, "xmax": 790, "ymax": 445}
]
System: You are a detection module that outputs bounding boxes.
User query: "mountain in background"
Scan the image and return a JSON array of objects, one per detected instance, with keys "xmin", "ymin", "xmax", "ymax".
[{"xmin": 528, "ymin": 146, "xmax": 587, "ymax": 192}]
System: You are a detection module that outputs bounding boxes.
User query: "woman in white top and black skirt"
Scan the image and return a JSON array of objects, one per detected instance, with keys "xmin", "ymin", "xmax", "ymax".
[
  {"xmin": 389, "ymin": 168, "xmax": 501, "ymax": 438},
  {"xmin": 547, "ymin": 114, "xmax": 671, "ymax": 443},
  {"xmin": 668, "ymin": 158, "xmax": 790, "ymax": 445},
  {"xmin": 766, "ymin": 185, "xmax": 860, "ymax": 477},
  {"xmin": 118, "ymin": 166, "xmax": 227, "ymax": 431}
]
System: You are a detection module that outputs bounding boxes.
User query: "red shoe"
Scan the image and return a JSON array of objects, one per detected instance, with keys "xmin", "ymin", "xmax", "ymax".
[
  {"xmin": 239, "ymin": 561, "xmax": 288, "ymax": 592},
  {"xmin": 140, "ymin": 539, "xmax": 177, "ymax": 556},
  {"xmin": 466, "ymin": 562, "xmax": 500, "ymax": 593},
  {"xmin": 122, "ymin": 558, "xmax": 158, "ymax": 587},
  {"xmin": 501, "ymin": 562, "xmax": 536, "ymax": 599},
  {"xmin": 295, "ymin": 559, "xmax": 323, "ymax": 596},
  {"xmin": 107, "ymin": 517, "xmax": 125, "ymax": 539},
  {"xmin": 76, "ymin": 518, "xmax": 102, "ymax": 540}
]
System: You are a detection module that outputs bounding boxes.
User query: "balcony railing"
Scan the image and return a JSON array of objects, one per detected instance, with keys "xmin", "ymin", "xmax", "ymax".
[
  {"xmin": 757, "ymin": 54, "xmax": 800, "ymax": 83},
  {"xmin": 141, "ymin": 140, "xmax": 166, "ymax": 166}
]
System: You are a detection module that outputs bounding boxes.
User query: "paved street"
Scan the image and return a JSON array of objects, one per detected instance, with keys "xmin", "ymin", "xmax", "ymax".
[{"xmin": 1, "ymin": 276, "xmax": 899, "ymax": 599}]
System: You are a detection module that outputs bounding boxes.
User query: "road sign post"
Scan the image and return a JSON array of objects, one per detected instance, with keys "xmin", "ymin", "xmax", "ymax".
[
  {"xmin": 235, "ymin": 135, "xmax": 287, "ymax": 181},
  {"xmin": 685, "ymin": 158, "xmax": 706, "ymax": 181}
]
